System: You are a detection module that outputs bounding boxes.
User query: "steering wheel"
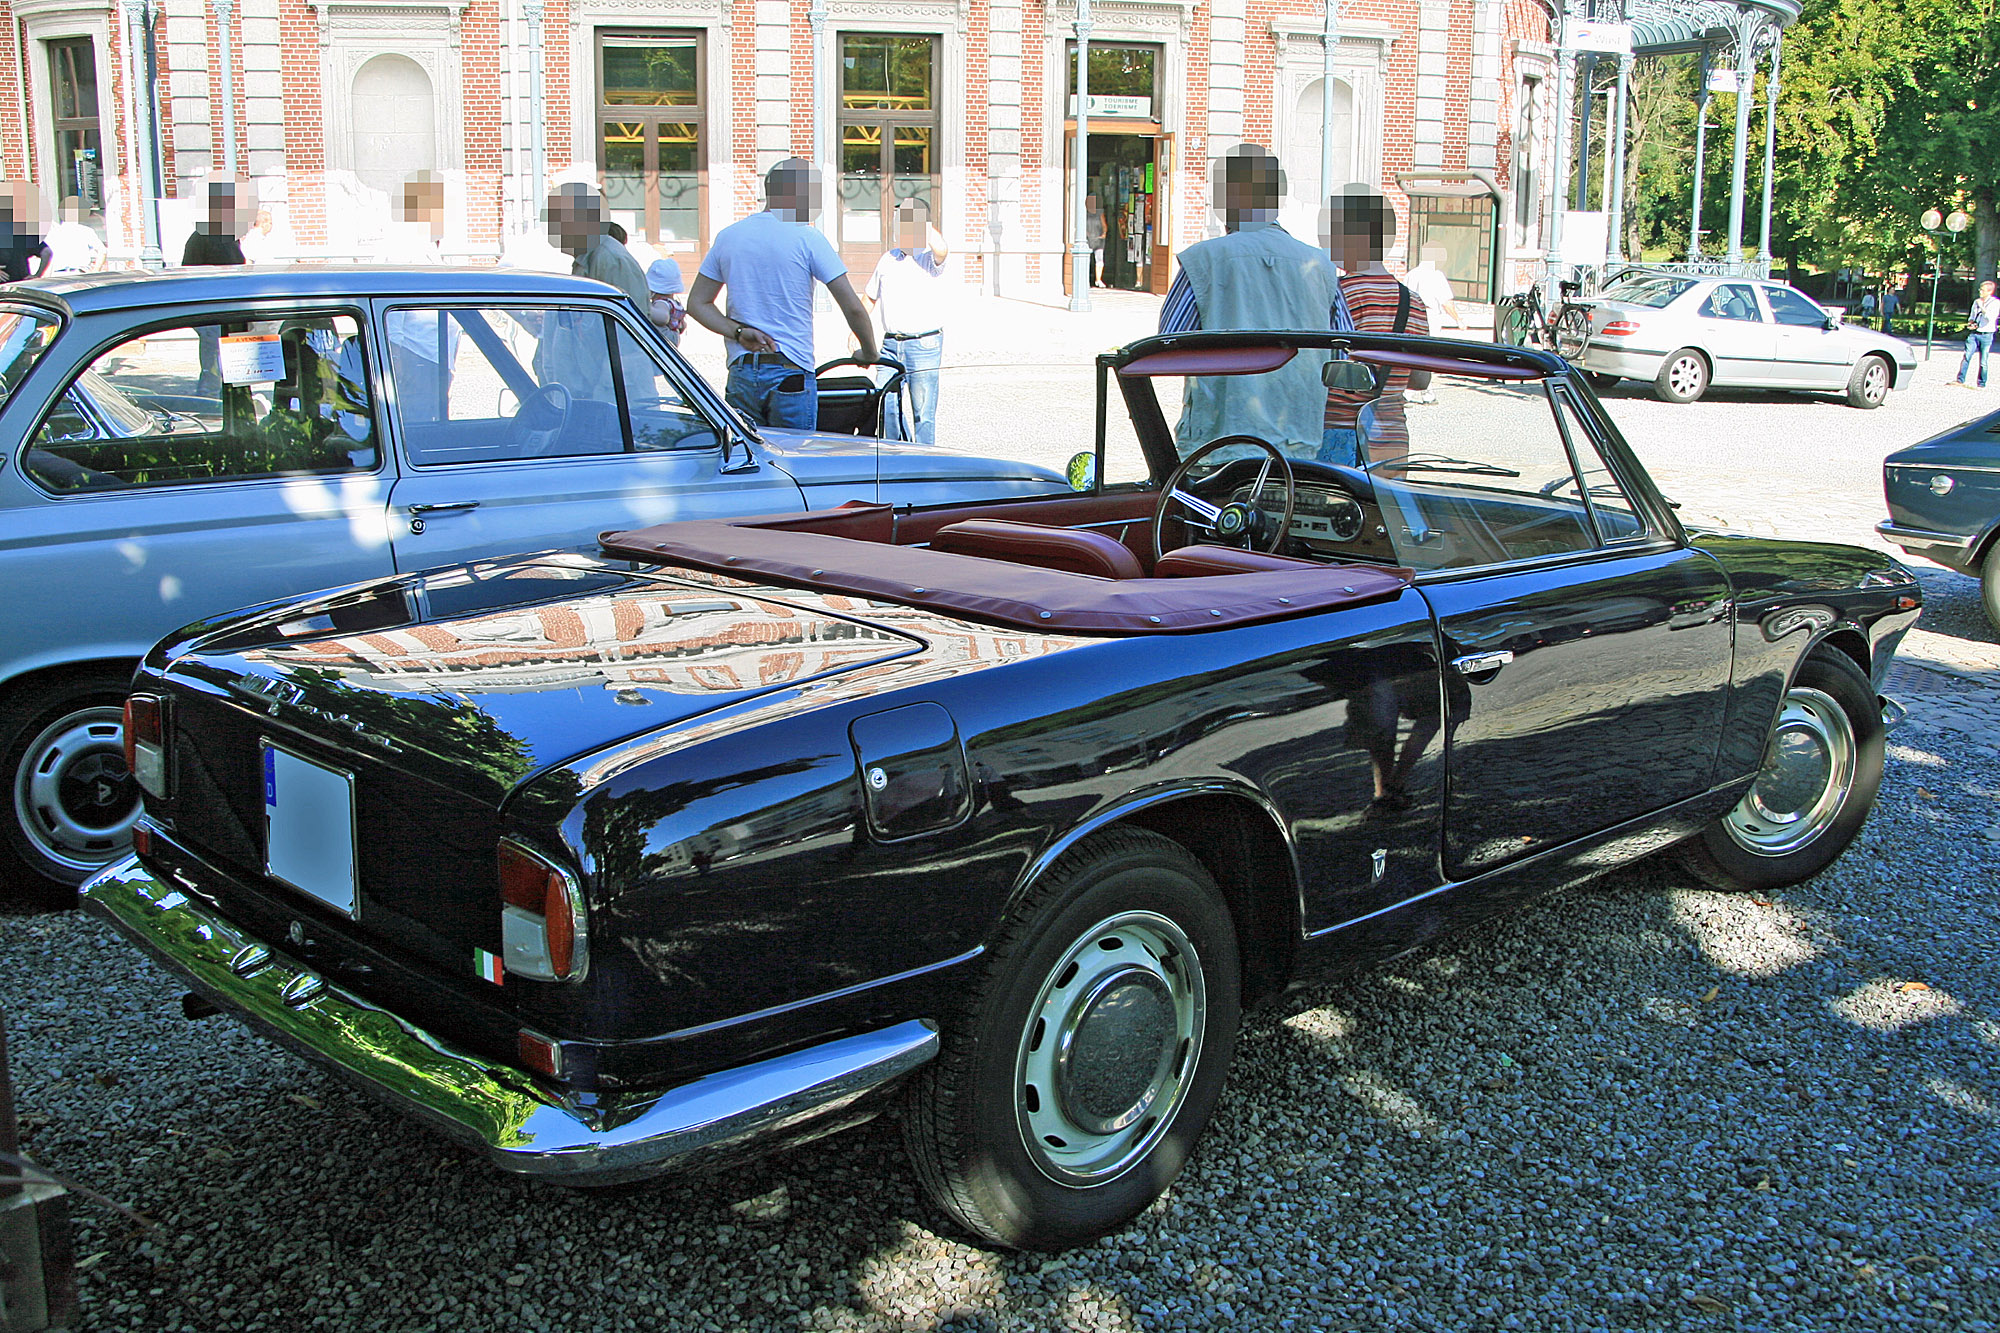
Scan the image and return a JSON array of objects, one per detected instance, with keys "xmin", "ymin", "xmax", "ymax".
[
  {"xmin": 514, "ymin": 382, "xmax": 573, "ymax": 454},
  {"xmin": 1153, "ymin": 434, "xmax": 1298, "ymax": 564}
]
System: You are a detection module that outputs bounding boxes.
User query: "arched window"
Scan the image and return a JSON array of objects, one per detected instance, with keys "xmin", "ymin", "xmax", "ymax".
[
  {"xmin": 351, "ymin": 55, "xmax": 436, "ymax": 201},
  {"xmin": 1287, "ymin": 77, "xmax": 1354, "ymax": 221}
]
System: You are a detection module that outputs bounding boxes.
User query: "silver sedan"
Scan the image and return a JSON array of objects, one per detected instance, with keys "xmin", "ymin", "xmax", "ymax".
[{"xmin": 1578, "ymin": 273, "xmax": 1918, "ymax": 407}]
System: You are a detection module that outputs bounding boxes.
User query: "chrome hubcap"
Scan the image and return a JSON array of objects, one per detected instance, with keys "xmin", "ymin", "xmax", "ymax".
[
  {"xmin": 1724, "ymin": 687, "xmax": 1855, "ymax": 857},
  {"xmin": 1669, "ymin": 356, "xmax": 1703, "ymax": 396},
  {"xmin": 11, "ymin": 705, "xmax": 137, "ymax": 873},
  {"xmin": 1015, "ymin": 911, "xmax": 1205, "ymax": 1184},
  {"xmin": 1864, "ymin": 363, "xmax": 1888, "ymax": 401}
]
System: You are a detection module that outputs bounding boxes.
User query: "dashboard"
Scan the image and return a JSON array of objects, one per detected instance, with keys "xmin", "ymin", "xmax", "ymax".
[{"xmin": 1224, "ymin": 479, "xmax": 1399, "ymax": 562}]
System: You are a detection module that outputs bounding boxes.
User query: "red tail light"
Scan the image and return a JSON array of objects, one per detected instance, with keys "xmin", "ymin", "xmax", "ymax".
[
  {"xmin": 1600, "ymin": 320, "xmax": 1642, "ymax": 337},
  {"xmin": 497, "ymin": 840, "xmax": 587, "ymax": 982},
  {"xmin": 123, "ymin": 693, "xmax": 169, "ymax": 799}
]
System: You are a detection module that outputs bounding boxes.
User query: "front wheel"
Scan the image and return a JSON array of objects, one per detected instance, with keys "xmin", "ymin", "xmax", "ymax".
[
  {"xmin": 903, "ymin": 827, "xmax": 1241, "ymax": 1251},
  {"xmin": 1846, "ymin": 355, "xmax": 1892, "ymax": 409},
  {"xmin": 1678, "ymin": 651, "xmax": 1883, "ymax": 893},
  {"xmin": 2, "ymin": 670, "xmax": 140, "ymax": 908},
  {"xmin": 1494, "ymin": 296, "xmax": 1531, "ymax": 347},
  {"xmin": 1980, "ymin": 542, "xmax": 2000, "ymax": 636}
]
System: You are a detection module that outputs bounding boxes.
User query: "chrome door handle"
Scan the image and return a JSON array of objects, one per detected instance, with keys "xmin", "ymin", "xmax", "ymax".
[
  {"xmin": 1451, "ymin": 650, "xmax": 1514, "ymax": 676},
  {"xmin": 407, "ymin": 501, "xmax": 480, "ymax": 515}
]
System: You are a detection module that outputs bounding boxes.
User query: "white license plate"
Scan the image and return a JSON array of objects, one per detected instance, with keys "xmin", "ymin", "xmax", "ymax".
[{"xmin": 262, "ymin": 742, "xmax": 358, "ymax": 917}]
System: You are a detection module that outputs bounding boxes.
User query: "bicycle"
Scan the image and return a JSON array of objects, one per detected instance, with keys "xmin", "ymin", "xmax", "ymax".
[{"xmin": 1495, "ymin": 278, "xmax": 1593, "ymax": 360}]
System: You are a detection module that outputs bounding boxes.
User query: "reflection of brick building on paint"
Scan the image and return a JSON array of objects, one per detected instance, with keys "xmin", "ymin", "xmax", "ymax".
[
  {"xmin": 27, "ymin": 0, "xmax": 1556, "ymax": 303},
  {"xmin": 268, "ymin": 571, "xmax": 1074, "ymax": 696}
]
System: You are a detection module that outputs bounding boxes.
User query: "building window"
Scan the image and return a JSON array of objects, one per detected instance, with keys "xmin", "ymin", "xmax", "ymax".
[
  {"xmin": 598, "ymin": 32, "xmax": 705, "ymax": 254},
  {"xmin": 1066, "ymin": 43, "xmax": 1161, "ymax": 121},
  {"xmin": 47, "ymin": 38, "xmax": 102, "ymax": 214},
  {"xmin": 838, "ymin": 33, "xmax": 938, "ymax": 267}
]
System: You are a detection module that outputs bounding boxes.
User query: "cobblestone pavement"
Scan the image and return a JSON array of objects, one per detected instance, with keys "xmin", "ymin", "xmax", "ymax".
[{"xmin": 8, "ymin": 298, "xmax": 2000, "ymax": 1332}]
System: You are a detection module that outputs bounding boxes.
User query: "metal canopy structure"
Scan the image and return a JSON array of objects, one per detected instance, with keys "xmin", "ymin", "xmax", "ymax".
[{"xmin": 1544, "ymin": 0, "xmax": 1800, "ymax": 285}]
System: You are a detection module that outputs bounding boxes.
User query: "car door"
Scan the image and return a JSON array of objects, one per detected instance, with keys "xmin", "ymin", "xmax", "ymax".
[
  {"xmin": 1376, "ymin": 378, "xmax": 1734, "ymax": 881},
  {"xmin": 1690, "ymin": 282, "xmax": 1776, "ymax": 384},
  {"xmin": 4, "ymin": 307, "xmax": 397, "ymax": 672},
  {"xmin": 1763, "ymin": 284, "xmax": 1850, "ymax": 389},
  {"xmin": 380, "ymin": 299, "xmax": 803, "ymax": 572}
]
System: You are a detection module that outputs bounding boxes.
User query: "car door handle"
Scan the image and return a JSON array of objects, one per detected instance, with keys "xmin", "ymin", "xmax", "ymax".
[
  {"xmin": 1451, "ymin": 650, "xmax": 1514, "ymax": 676},
  {"xmin": 406, "ymin": 502, "xmax": 480, "ymax": 515}
]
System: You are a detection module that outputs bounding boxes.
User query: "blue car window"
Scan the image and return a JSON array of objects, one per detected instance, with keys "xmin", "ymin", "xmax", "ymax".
[
  {"xmin": 24, "ymin": 313, "xmax": 379, "ymax": 493},
  {"xmin": 613, "ymin": 324, "xmax": 717, "ymax": 451},
  {"xmin": 389, "ymin": 306, "xmax": 632, "ymax": 465}
]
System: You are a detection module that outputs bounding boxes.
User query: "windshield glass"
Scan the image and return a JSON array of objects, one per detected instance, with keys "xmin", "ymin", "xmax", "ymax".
[
  {"xmin": 0, "ymin": 307, "xmax": 59, "ymax": 402},
  {"xmin": 1598, "ymin": 275, "xmax": 1694, "ymax": 308},
  {"xmin": 1152, "ymin": 357, "xmax": 1650, "ymax": 571}
]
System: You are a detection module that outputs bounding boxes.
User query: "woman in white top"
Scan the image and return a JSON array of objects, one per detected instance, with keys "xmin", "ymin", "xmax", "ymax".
[{"xmin": 1958, "ymin": 278, "xmax": 1998, "ymax": 389}]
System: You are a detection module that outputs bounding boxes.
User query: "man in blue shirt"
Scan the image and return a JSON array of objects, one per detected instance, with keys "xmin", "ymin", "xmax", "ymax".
[{"xmin": 689, "ymin": 160, "xmax": 879, "ymax": 429}]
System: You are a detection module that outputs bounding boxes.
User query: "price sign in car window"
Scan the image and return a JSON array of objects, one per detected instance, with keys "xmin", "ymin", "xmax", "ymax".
[{"xmin": 220, "ymin": 333, "xmax": 285, "ymax": 384}]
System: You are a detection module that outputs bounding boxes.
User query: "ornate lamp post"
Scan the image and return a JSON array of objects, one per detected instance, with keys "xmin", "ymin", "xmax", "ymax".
[
  {"xmin": 1921, "ymin": 207, "xmax": 1970, "ymax": 358},
  {"xmin": 1068, "ymin": 0, "xmax": 1093, "ymax": 313}
]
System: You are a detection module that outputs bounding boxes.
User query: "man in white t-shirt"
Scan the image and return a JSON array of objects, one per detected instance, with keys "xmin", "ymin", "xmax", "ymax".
[
  {"xmin": 863, "ymin": 198, "xmax": 948, "ymax": 443},
  {"xmin": 44, "ymin": 197, "xmax": 104, "ymax": 274},
  {"xmin": 1404, "ymin": 244, "xmax": 1460, "ymax": 331},
  {"xmin": 688, "ymin": 159, "xmax": 877, "ymax": 430}
]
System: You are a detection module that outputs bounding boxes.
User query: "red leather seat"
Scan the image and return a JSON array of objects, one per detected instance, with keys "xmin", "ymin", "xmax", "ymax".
[
  {"xmin": 930, "ymin": 519, "xmax": 1145, "ymax": 581},
  {"xmin": 1152, "ymin": 545, "xmax": 1321, "ymax": 577}
]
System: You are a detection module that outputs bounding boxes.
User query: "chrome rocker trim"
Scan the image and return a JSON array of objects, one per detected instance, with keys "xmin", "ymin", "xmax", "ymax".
[
  {"xmin": 1874, "ymin": 521, "xmax": 1975, "ymax": 557},
  {"xmin": 80, "ymin": 855, "xmax": 938, "ymax": 1183}
]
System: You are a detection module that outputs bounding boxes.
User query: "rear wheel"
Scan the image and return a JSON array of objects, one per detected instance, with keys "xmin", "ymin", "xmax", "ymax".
[
  {"xmin": 1679, "ymin": 651, "xmax": 1883, "ymax": 893},
  {"xmin": 904, "ymin": 828, "xmax": 1241, "ymax": 1251},
  {"xmin": 1654, "ymin": 348, "xmax": 1709, "ymax": 403},
  {"xmin": 2, "ymin": 669, "xmax": 139, "ymax": 908},
  {"xmin": 1553, "ymin": 307, "xmax": 1591, "ymax": 360},
  {"xmin": 1846, "ymin": 354, "xmax": 1892, "ymax": 409}
]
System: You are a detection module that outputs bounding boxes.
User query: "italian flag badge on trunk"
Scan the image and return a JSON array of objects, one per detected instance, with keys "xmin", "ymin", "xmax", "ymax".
[{"xmin": 475, "ymin": 947, "xmax": 504, "ymax": 985}]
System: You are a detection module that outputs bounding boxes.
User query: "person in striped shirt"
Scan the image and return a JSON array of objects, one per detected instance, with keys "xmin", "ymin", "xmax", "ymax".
[{"xmin": 1321, "ymin": 186, "xmax": 1430, "ymax": 466}]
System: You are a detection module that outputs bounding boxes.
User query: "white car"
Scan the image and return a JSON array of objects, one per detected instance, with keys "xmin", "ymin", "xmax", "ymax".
[{"xmin": 1579, "ymin": 273, "xmax": 1918, "ymax": 408}]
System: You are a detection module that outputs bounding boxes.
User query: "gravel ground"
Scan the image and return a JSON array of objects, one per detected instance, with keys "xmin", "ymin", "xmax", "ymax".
[{"xmin": 5, "ymin": 305, "xmax": 1998, "ymax": 1331}]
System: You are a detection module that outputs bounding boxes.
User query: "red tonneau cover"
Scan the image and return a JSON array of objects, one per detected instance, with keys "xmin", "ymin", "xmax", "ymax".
[{"xmin": 601, "ymin": 518, "xmax": 1412, "ymax": 635}]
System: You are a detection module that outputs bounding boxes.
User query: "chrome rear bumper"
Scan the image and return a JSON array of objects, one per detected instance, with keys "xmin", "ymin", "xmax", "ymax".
[
  {"xmin": 1875, "ymin": 521, "xmax": 1975, "ymax": 561},
  {"xmin": 80, "ymin": 856, "xmax": 937, "ymax": 1183}
]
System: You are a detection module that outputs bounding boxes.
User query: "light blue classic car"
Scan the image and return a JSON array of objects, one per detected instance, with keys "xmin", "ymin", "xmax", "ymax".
[{"xmin": 0, "ymin": 267, "xmax": 1065, "ymax": 901}]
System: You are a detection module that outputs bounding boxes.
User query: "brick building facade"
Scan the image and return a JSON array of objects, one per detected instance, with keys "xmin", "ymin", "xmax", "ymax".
[{"xmin": 4, "ymin": 0, "xmax": 1558, "ymax": 300}]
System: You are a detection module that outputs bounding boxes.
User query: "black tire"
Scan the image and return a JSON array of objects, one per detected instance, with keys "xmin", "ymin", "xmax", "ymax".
[
  {"xmin": 1981, "ymin": 542, "xmax": 2000, "ymax": 637},
  {"xmin": 1553, "ymin": 307, "xmax": 1591, "ymax": 360},
  {"xmin": 1585, "ymin": 371, "xmax": 1620, "ymax": 391},
  {"xmin": 1494, "ymin": 297, "xmax": 1531, "ymax": 348},
  {"xmin": 1846, "ymin": 354, "xmax": 1892, "ymax": 409},
  {"xmin": 1678, "ymin": 651, "xmax": 1883, "ymax": 893},
  {"xmin": 1, "ymin": 668, "xmax": 139, "ymax": 909},
  {"xmin": 1654, "ymin": 348, "xmax": 1710, "ymax": 403},
  {"xmin": 903, "ymin": 827, "xmax": 1241, "ymax": 1251}
]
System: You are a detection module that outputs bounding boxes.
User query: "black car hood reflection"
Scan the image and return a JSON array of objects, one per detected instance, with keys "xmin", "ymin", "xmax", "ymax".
[{"xmin": 181, "ymin": 556, "xmax": 925, "ymax": 804}]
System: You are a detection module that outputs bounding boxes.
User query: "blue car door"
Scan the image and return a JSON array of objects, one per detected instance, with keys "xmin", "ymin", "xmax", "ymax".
[{"xmin": 379, "ymin": 299, "xmax": 803, "ymax": 573}]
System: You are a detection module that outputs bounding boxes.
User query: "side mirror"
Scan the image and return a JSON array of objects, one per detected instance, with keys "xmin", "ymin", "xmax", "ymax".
[
  {"xmin": 1323, "ymin": 359, "xmax": 1380, "ymax": 393},
  {"xmin": 1066, "ymin": 451, "xmax": 1097, "ymax": 492},
  {"xmin": 1823, "ymin": 315, "xmax": 1841, "ymax": 331}
]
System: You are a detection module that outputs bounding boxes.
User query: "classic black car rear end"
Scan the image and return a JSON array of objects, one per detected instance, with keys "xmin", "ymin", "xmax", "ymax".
[{"xmin": 84, "ymin": 331, "xmax": 1922, "ymax": 1252}]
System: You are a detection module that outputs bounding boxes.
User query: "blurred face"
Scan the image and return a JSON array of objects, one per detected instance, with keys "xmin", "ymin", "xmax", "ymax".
[
  {"xmin": 893, "ymin": 202, "xmax": 927, "ymax": 250},
  {"xmin": 545, "ymin": 187, "xmax": 602, "ymax": 256},
  {"xmin": 0, "ymin": 182, "xmax": 39, "ymax": 239},
  {"xmin": 402, "ymin": 178, "xmax": 445, "ymax": 238},
  {"xmin": 1211, "ymin": 151, "xmax": 1281, "ymax": 225},
  {"xmin": 765, "ymin": 161, "xmax": 822, "ymax": 222},
  {"xmin": 1984, "ymin": 282, "xmax": 1997, "ymax": 299},
  {"xmin": 1324, "ymin": 192, "xmax": 1395, "ymax": 269}
]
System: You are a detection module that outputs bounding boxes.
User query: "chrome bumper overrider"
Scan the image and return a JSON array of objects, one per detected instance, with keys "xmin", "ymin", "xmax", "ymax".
[
  {"xmin": 80, "ymin": 856, "xmax": 937, "ymax": 1183},
  {"xmin": 1874, "ymin": 521, "xmax": 1975, "ymax": 558}
]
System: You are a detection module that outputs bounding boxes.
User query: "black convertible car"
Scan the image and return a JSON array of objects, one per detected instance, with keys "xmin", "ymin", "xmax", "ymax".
[{"xmin": 83, "ymin": 331, "xmax": 1919, "ymax": 1251}]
